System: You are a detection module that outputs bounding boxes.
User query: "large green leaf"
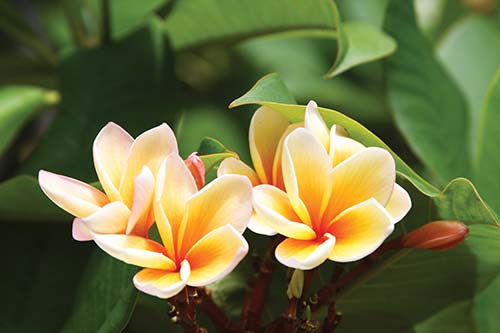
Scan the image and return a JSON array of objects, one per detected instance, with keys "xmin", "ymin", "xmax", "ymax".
[
  {"xmin": 62, "ymin": 251, "xmax": 138, "ymax": 333},
  {"xmin": 20, "ymin": 19, "xmax": 179, "ymax": 182},
  {"xmin": 0, "ymin": 86, "xmax": 58, "ymax": 157},
  {"xmin": 384, "ymin": 0, "xmax": 469, "ymax": 183},
  {"xmin": 474, "ymin": 69, "xmax": 500, "ymax": 215},
  {"xmin": 163, "ymin": 0, "xmax": 395, "ymax": 77},
  {"xmin": 0, "ymin": 175, "xmax": 69, "ymax": 222},
  {"xmin": 437, "ymin": 15, "xmax": 500, "ymax": 147}
]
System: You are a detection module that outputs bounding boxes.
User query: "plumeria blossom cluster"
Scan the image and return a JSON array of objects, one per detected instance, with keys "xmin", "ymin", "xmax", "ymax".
[{"xmin": 39, "ymin": 101, "xmax": 411, "ymax": 300}]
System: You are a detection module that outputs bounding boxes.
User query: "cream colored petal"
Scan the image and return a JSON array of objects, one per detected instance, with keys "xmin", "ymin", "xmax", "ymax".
[
  {"xmin": 156, "ymin": 154, "xmax": 197, "ymax": 243},
  {"xmin": 282, "ymin": 128, "xmax": 333, "ymax": 227},
  {"xmin": 177, "ymin": 175, "xmax": 253, "ymax": 257},
  {"xmin": 329, "ymin": 126, "xmax": 365, "ymax": 166},
  {"xmin": 272, "ymin": 122, "xmax": 302, "ymax": 190},
  {"xmin": 253, "ymin": 185, "xmax": 316, "ymax": 240},
  {"xmin": 275, "ymin": 233, "xmax": 336, "ymax": 270},
  {"xmin": 93, "ymin": 122, "xmax": 133, "ymax": 201},
  {"xmin": 153, "ymin": 202, "xmax": 176, "ymax": 260},
  {"xmin": 326, "ymin": 198, "xmax": 393, "ymax": 262},
  {"xmin": 133, "ymin": 260, "xmax": 190, "ymax": 299},
  {"xmin": 38, "ymin": 170, "xmax": 109, "ymax": 218},
  {"xmin": 185, "ymin": 225, "xmax": 248, "ymax": 286},
  {"xmin": 247, "ymin": 211, "xmax": 278, "ymax": 236},
  {"xmin": 385, "ymin": 184, "xmax": 412, "ymax": 223},
  {"xmin": 126, "ymin": 166, "xmax": 155, "ymax": 236},
  {"xmin": 93, "ymin": 234, "xmax": 176, "ymax": 270},
  {"xmin": 218, "ymin": 157, "xmax": 260, "ymax": 186},
  {"xmin": 72, "ymin": 201, "xmax": 130, "ymax": 241},
  {"xmin": 249, "ymin": 106, "xmax": 289, "ymax": 184},
  {"xmin": 304, "ymin": 101, "xmax": 329, "ymax": 151},
  {"xmin": 119, "ymin": 123, "xmax": 178, "ymax": 206},
  {"xmin": 323, "ymin": 147, "xmax": 396, "ymax": 224}
]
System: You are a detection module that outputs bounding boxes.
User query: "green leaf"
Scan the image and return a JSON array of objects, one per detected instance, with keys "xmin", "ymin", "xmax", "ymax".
[
  {"xmin": 163, "ymin": 0, "xmax": 338, "ymax": 51},
  {"xmin": 437, "ymin": 15, "xmax": 500, "ymax": 146},
  {"xmin": 163, "ymin": 0, "xmax": 395, "ymax": 77},
  {"xmin": 20, "ymin": 19, "xmax": 179, "ymax": 182},
  {"xmin": 197, "ymin": 137, "xmax": 238, "ymax": 173},
  {"xmin": 474, "ymin": 69, "xmax": 500, "ymax": 215},
  {"xmin": 0, "ymin": 223, "xmax": 92, "ymax": 332},
  {"xmin": 0, "ymin": 175, "xmax": 69, "ymax": 222},
  {"xmin": 62, "ymin": 250, "xmax": 138, "ymax": 333},
  {"xmin": 325, "ymin": 21, "xmax": 396, "ymax": 77},
  {"xmin": 110, "ymin": 0, "xmax": 167, "ymax": 39},
  {"xmin": 415, "ymin": 300, "xmax": 474, "ymax": 333},
  {"xmin": 0, "ymin": 86, "xmax": 58, "ymax": 157},
  {"xmin": 230, "ymin": 73, "xmax": 439, "ymax": 196},
  {"xmin": 384, "ymin": 0, "xmax": 470, "ymax": 183}
]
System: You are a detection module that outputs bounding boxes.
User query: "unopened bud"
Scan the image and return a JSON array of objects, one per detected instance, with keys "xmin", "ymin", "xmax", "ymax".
[
  {"xmin": 287, "ymin": 269, "xmax": 304, "ymax": 299},
  {"xmin": 402, "ymin": 221, "xmax": 469, "ymax": 251},
  {"xmin": 185, "ymin": 153, "xmax": 205, "ymax": 189}
]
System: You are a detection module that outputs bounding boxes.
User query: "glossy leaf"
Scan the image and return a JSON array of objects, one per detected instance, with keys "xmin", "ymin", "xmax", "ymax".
[
  {"xmin": 326, "ymin": 21, "xmax": 396, "ymax": 77},
  {"xmin": 474, "ymin": 69, "xmax": 500, "ymax": 215},
  {"xmin": 62, "ymin": 250, "xmax": 138, "ymax": 333},
  {"xmin": 197, "ymin": 137, "xmax": 239, "ymax": 173},
  {"xmin": 0, "ymin": 86, "xmax": 58, "ymax": 156},
  {"xmin": 384, "ymin": 0, "xmax": 470, "ymax": 183},
  {"xmin": 437, "ymin": 15, "xmax": 500, "ymax": 146}
]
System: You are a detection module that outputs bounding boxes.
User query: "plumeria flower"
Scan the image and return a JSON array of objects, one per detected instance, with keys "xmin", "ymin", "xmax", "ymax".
[
  {"xmin": 39, "ymin": 122, "xmax": 177, "ymax": 240},
  {"xmin": 252, "ymin": 101, "xmax": 412, "ymax": 270},
  {"xmin": 92, "ymin": 153, "xmax": 253, "ymax": 298},
  {"xmin": 218, "ymin": 106, "xmax": 300, "ymax": 235}
]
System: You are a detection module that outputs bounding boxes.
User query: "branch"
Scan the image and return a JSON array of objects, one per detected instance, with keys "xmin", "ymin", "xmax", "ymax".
[{"xmin": 198, "ymin": 287, "xmax": 242, "ymax": 333}]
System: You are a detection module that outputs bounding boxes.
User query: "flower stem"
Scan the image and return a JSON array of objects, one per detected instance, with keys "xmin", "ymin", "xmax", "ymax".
[
  {"xmin": 241, "ymin": 235, "xmax": 283, "ymax": 331},
  {"xmin": 198, "ymin": 287, "xmax": 243, "ymax": 332},
  {"xmin": 171, "ymin": 287, "xmax": 206, "ymax": 333}
]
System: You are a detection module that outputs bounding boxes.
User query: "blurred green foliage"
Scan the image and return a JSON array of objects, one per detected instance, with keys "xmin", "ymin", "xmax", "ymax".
[{"xmin": 2, "ymin": 0, "xmax": 500, "ymax": 332}]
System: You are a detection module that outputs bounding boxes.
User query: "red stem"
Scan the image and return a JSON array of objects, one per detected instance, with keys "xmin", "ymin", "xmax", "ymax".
[{"xmin": 241, "ymin": 236, "xmax": 283, "ymax": 331}]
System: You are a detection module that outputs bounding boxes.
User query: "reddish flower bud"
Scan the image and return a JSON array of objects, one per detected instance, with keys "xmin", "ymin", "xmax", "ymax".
[
  {"xmin": 185, "ymin": 153, "xmax": 206, "ymax": 189},
  {"xmin": 401, "ymin": 221, "xmax": 469, "ymax": 251}
]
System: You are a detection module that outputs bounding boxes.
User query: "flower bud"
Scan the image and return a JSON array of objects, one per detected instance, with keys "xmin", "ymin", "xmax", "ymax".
[
  {"xmin": 401, "ymin": 221, "xmax": 469, "ymax": 251},
  {"xmin": 185, "ymin": 153, "xmax": 205, "ymax": 189},
  {"xmin": 287, "ymin": 269, "xmax": 304, "ymax": 299}
]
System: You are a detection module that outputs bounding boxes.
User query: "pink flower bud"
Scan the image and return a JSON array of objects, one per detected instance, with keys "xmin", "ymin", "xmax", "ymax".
[
  {"xmin": 185, "ymin": 153, "xmax": 205, "ymax": 189},
  {"xmin": 401, "ymin": 221, "xmax": 469, "ymax": 251}
]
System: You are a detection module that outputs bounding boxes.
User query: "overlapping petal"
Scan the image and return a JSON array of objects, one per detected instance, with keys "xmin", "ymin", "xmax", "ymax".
[
  {"xmin": 178, "ymin": 174, "xmax": 252, "ymax": 257},
  {"xmin": 93, "ymin": 234, "xmax": 176, "ymax": 270},
  {"xmin": 93, "ymin": 122, "xmax": 133, "ymax": 201},
  {"xmin": 272, "ymin": 122, "xmax": 302, "ymax": 190},
  {"xmin": 249, "ymin": 106, "xmax": 289, "ymax": 184},
  {"xmin": 326, "ymin": 199, "xmax": 393, "ymax": 262},
  {"xmin": 304, "ymin": 101, "xmax": 329, "ymax": 151},
  {"xmin": 185, "ymin": 225, "xmax": 248, "ymax": 286},
  {"xmin": 38, "ymin": 170, "xmax": 109, "ymax": 218},
  {"xmin": 72, "ymin": 201, "xmax": 130, "ymax": 241},
  {"xmin": 329, "ymin": 126, "xmax": 365, "ymax": 166},
  {"xmin": 133, "ymin": 260, "xmax": 190, "ymax": 299},
  {"xmin": 385, "ymin": 184, "xmax": 412, "ymax": 223},
  {"xmin": 253, "ymin": 184, "xmax": 316, "ymax": 240},
  {"xmin": 119, "ymin": 123, "xmax": 178, "ymax": 206},
  {"xmin": 126, "ymin": 166, "xmax": 155, "ymax": 236},
  {"xmin": 247, "ymin": 212, "xmax": 278, "ymax": 236},
  {"xmin": 282, "ymin": 128, "xmax": 333, "ymax": 226},
  {"xmin": 322, "ymin": 147, "xmax": 395, "ymax": 224},
  {"xmin": 275, "ymin": 233, "xmax": 336, "ymax": 270},
  {"xmin": 218, "ymin": 157, "xmax": 260, "ymax": 186}
]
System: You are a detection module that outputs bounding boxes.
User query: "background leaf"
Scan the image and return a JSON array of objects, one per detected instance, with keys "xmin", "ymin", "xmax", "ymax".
[{"xmin": 384, "ymin": 0, "xmax": 470, "ymax": 184}]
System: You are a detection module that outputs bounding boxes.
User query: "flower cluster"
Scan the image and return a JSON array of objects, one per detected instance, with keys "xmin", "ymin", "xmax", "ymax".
[{"xmin": 39, "ymin": 101, "xmax": 411, "ymax": 299}]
